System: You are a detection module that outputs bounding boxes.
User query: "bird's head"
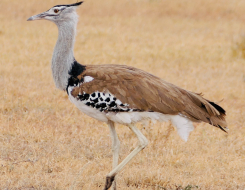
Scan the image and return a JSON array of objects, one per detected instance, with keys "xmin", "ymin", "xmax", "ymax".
[{"xmin": 27, "ymin": 1, "xmax": 83, "ymax": 24}]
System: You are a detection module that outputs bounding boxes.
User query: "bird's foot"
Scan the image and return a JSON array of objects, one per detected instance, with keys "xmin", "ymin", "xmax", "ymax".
[{"xmin": 103, "ymin": 175, "xmax": 115, "ymax": 190}]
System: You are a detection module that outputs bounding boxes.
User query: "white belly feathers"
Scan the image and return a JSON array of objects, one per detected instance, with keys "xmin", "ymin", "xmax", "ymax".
[{"xmin": 67, "ymin": 85, "xmax": 194, "ymax": 141}]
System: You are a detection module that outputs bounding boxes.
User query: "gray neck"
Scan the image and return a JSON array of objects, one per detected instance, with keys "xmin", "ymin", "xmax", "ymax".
[{"xmin": 52, "ymin": 20, "xmax": 77, "ymax": 90}]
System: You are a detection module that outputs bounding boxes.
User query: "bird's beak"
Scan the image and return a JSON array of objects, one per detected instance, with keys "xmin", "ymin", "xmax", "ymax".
[{"xmin": 27, "ymin": 12, "xmax": 46, "ymax": 21}]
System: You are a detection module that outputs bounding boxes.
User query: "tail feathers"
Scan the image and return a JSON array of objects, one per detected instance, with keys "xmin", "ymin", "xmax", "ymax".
[
  {"xmin": 207, "ymin": 101, "xmax": 228, "ymax": 132},
  {"xmin": 218, "ymin": 125, "xmax": 228, "ymax": 133},
  {"xmin": 208, "ymin": 101, "xmax": 226, "ymax": 116},
  {"xmin": 183, "ymin": 92, "xmax": 228, "ymax": 133},
  {"xmin": 209, "ymin": 115, "xmax": 228, "ymax": 132}
]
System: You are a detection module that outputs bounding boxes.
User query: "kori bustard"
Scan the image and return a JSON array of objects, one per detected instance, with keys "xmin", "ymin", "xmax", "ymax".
[{"xmin": 27, "ymin": 2, "xmax": 227, "ymax": 190}]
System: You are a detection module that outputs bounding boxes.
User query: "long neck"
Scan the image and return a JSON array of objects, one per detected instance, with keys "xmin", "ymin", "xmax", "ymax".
[{"xmin": 52, "ymin": 20, "xmax": 77, "ymax": 90}]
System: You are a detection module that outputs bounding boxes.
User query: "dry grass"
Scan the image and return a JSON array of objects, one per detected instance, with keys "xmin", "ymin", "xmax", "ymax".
[{"xmin": 0, "ymin": 0, "xmax": 245, "ymax": 189}]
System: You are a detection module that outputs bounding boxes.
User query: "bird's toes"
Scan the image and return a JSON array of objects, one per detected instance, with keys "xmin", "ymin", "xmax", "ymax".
[{"xmin": 103, "ymin": 175, "xmax": 115, "ymax": 190}]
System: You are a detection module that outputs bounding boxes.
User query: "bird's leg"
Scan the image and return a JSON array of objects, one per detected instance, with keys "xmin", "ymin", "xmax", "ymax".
[
  {"xmin": 108, "ymin": 121, "xmax": 120, "ymax": 190},
  {"xmin": 104, "ymin": 124, "xmax": 148, "ymax": 190}
]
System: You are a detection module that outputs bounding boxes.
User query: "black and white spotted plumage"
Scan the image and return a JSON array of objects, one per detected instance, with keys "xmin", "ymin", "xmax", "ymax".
[
  {"xmin": 76, "ymin": 91, "xmax": 139, "ymax": 113},
  {"xmin": 67, "ymin": 60, "xmax": 140, "ymax": 114}
]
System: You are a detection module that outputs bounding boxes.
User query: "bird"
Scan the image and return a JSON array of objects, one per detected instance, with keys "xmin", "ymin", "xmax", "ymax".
[{"xmin": 27, "ymin": 2, "xmax": 227, "ymax": 190}]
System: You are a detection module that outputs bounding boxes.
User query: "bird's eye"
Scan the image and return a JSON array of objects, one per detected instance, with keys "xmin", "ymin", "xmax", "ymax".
[{"xmin": 54, "ymin": 9, "xmax": 59, "ymax": 14}]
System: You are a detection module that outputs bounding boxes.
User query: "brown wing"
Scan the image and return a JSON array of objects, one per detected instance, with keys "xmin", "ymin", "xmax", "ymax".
[{"xmin": 72, "ymin": 64, "xmax": 227, "ymax": 130}]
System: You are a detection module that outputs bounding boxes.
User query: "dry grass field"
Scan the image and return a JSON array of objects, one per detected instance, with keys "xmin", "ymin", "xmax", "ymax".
[{"xmin": 1, "ymin": 0, "xmax": 245, "ymax": 189}]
